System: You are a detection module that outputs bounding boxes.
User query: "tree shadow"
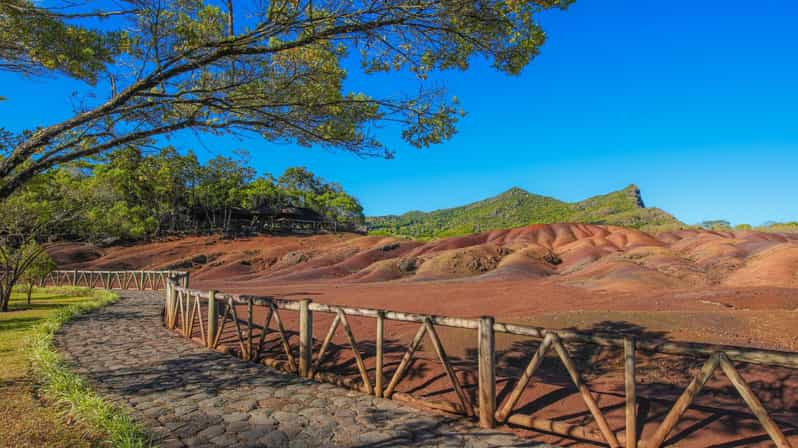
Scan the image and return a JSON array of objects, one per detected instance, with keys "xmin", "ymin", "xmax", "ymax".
[
  {"xmin": 350, "ymin": 406, "xmax": 547, "ymax": 447},
  {"xmin": 167, "ymin": 303, "xmax": 798, "ymax": 447},
  {"xmin": 0, "ymin": 316, "xmax": 44, "ymax": 332}
]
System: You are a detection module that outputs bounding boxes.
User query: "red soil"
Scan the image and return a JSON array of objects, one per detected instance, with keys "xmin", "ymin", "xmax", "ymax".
[
  {"xmin": 50, "ymin": 224, "xmax": 798, "ymax": 349},
  {"xmin": 50, "ymin": 224, "xmax": 798, "ymax": 446}
]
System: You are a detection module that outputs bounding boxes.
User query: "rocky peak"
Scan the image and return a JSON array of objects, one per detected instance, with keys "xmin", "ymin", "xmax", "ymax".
[{"xmin": 626, "ymin": 184, "xmax": 645, "ymax": 208}]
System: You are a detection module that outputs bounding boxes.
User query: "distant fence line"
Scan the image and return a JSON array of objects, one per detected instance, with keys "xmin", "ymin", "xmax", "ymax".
[
  {"xmin": 44, "ymin": 270, "xmax": 797, "ymax": 448},
  {"xmin": 43, "ymin": 270, "xmax": 189, "ymax": 291}
]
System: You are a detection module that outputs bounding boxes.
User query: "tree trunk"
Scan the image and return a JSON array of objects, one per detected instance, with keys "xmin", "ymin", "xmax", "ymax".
[
  {"xmin": 0, "ymin": 288, "xmax": 10, "ymax": 312},
  {"xmin": 26, "ymin": 283, "xmax": 33, "ymax": 305}
]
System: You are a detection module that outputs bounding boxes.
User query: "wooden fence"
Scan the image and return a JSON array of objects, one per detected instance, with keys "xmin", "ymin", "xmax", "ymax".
[
  {"xmin": 43, "ymin": 269, "xmax": 189, "ymax": 291},
  {"xmin": 46, "ymin": 270, "xmax": 798, "ymax": 447}
]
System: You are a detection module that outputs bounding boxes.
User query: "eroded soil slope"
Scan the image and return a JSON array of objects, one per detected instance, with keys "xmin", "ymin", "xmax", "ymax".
[{"xmin": 50, "ymin": 224, "xmax": 798, "ymax": 350}]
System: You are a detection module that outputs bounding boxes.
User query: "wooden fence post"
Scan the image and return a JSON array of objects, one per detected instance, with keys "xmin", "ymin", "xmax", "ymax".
[
  {"xmin": 172, "ymin": 287, "xmax": 180, "ymax": 330},
  {"xmin": 171, "ymin": 281, "xmax": 179, "ymax": 328},
  {"xmin": 182, "ymin": 272, "xmax": 190, "ymax": 288},
  {"xmin": 72, "ymin": 269, "xmax": 78, "ymax": 286},
  {"xmin": 625, "ymin": 337, "xmax": 638, "ymax": 448},
  {"xmin": 165, "ymin": 281, "xmax": 173, "ymax": 326},
  {"xmin": 171, "ymin": 284, "xmax": 181, "ymax": 330},
  {"xmin": 478, "ymin": 316, "xmax": 496, "ymax": 429},
  {"xmin": 375, "ymin": 310, "xmax": 385, "ymax": 398},
  {"xmin": 139, "ymin": 271, "xmax": 144, "ymax": 290},
  {"xmin": 207, "ymin": 290, "xmax": 217, "ymax": 348},
  {"xmin": 299, "ymin": 299, "xmax": 313, "ymax": 378},
  {"xmin": 247, "ymin": 298, "xmax": 254, "ymax": 361}
]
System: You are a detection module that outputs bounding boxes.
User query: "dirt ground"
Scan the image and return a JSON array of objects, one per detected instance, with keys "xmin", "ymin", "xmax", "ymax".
[{"xmin": 50, "ymin": 224, "xmax": 798, "ymax": 446}]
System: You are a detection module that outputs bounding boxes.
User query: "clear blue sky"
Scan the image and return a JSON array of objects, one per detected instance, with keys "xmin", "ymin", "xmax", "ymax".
[{"xmin": 2, "ymin": 0, "xmax": 798, "ymax": 225}]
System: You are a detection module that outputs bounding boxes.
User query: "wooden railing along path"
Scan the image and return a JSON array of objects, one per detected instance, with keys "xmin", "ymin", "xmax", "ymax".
[{"xmin": 46, "ymin": 270, "xmax": 798, "ymax": 448}]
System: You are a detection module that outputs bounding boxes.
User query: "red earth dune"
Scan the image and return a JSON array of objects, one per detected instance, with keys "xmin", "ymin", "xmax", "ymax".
[
  {"xmin": 49, "ymin": 223, "xmax": 798, "ymax": 350},
  {"xmin": 49, "ymin": 224, "xmax": 798, "ymax": 447}
]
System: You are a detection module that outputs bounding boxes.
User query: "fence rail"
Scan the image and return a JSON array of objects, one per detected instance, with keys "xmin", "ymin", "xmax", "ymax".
[
  {"xmin": 50, "ymin": 270, "xmax": 798, "ymax": 448},
  {"xmin": 43, "ymin": 269, "xmax": 189, "ymax": 291}
]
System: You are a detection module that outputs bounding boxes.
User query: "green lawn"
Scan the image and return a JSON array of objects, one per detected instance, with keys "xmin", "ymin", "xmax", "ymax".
[{"xmin": 0, "ymin": 288, "xmax": 107, "ymax": 447}]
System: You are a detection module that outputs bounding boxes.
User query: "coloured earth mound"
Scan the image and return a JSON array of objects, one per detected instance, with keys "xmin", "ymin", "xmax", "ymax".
[
  {"xmin": 50, "ymin": 223, "xmax": 798, "ymax": 292},
  {"xmin": 48, "ymin": 224, "xmax": 798, "ymax": 351}
]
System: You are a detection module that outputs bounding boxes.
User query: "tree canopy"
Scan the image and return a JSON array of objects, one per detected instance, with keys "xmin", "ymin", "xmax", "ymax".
[
  {"xmin": 0, "ymin": 0, "xmax": 573, "ymax": 198},
  {"xmin": 6, "ymin": 147, "xmax": 364, "ymax": 240}
]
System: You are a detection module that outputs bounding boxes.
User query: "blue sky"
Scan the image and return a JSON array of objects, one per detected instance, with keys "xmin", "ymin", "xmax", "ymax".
[{"xmin": 2, "ymin": 0, "xmax": 798, "ymax": 225}]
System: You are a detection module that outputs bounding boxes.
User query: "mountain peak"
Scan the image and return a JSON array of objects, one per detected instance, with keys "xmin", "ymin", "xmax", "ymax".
[
  {"xmin": 624, "ymin": 184, "xmax": 645, "ymax": 208},
  {"xmin": 502, "ymin": 186, "xmax": 529, "ymax": 194}
]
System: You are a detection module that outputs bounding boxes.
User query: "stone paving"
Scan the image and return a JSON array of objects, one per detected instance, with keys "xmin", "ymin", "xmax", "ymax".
[{"xmin": 55, "ymin": 291, "xmax": 555, "ymax": 447}]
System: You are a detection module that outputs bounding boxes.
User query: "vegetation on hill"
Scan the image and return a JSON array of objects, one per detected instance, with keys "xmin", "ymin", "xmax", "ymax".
[
  {"xmin": 697, "ymin": 220, "xmax": 798, "ymax": 233},
  {"xmin": 758, "ymin": 222, "xmax": 798, "ymax": 233},
  {"xmin": 4, "ymin": 147, "xmax": 364, "ymax": 241},
  {"xmin": 367, "ymin": 185, "xmax": 685, "ymax": 239},
  {"xmin": 699, "ymin": 220, "xmax": 733, "ymax": 230}
]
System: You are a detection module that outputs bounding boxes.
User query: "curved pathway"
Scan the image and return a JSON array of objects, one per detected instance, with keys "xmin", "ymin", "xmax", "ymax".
[{"xmin": 55, "ymin": 291, "xmax": 553, "ymax": 448}]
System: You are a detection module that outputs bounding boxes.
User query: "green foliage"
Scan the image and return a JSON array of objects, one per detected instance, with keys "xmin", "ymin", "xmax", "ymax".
[
  {"xmin": 18, "ymin": 242, "xmax": 55, "ymax": 285},
  {"xmin": 0, "ymin": 1, "xmax": 121, "ymax": 81},
  {"xmin": 698, "ymin": 220, "xmax": 732, "ymax": 231},
  {"xmin": 367, "ymin": 185, "xmax": 686, "ymax": 239},
  {"xmin": 0, "ymin": 0, "xmax": 574, "ymax": 199},
  {"xmin": 9, "ymin": 146, "xmax": 364, "ymax": 241},
  {"xmin": 27, "ymin": 289, "xmax": 154, "ymax": 447},
  {"xmin": 0, "ymin": 207, "xmax": 55, "ymax": 310},
  {"xmin": 756, "ymin": 221, "xmax": 798, "ymax": 233}
]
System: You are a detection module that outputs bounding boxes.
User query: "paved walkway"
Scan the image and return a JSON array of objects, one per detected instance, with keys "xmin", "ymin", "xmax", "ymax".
[{"xmin": 55, "ymin": 292, "xmax": 552, "ymax": 447}]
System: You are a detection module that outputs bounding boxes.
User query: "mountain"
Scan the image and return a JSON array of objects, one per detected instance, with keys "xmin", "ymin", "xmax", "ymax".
[{"xmin": 366, "ymin": 184, "xmax": 684, "ymax": 239}]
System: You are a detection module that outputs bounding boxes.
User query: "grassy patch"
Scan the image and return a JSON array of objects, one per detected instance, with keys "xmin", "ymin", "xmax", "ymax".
[
  {"xmin": 0, "ymin": 287, "xmax": 153, "ymax": 447},
  {"xmin": 0, "ymin": 288, "xmax": 104, "ymax": 448},
  {"xmin": 26, "ymin": 288, "xmax": 155, "ymax": 448}
]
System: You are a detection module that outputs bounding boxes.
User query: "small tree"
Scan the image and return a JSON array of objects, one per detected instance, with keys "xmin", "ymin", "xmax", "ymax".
[
  {"xmin": 0, "ymin": 240, "xmax": 49, "ymax": 311},
  {"xmin": 0, "ymin": 182, "xmax": 73, "ymax": 311},
  {"xmin": 19, "ymin": 246, "xmax": 55, "ymax": 305},
  {"xmin": 699, "ymin": 220, "xmax": 732, "ymax": 231}
]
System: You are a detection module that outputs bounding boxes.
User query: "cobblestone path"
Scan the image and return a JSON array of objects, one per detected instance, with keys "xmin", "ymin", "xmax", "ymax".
[{"xmin": 55, "ymin": 291, "xmax": 554, "ymax": 448}]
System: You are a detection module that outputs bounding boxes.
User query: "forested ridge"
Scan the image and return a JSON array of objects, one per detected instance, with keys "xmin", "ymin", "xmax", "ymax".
[
  {"xmin": 5, "ymin": 147, "xmax": 364, "ymax": 242},
  {"xmin": 367, "ymin": 184, "xmax": 685, "ymax": 239}
]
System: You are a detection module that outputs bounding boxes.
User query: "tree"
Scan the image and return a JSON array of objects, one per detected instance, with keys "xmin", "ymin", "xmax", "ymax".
[
  {"xmin": 196, "ymin": 156, "xmax": 254, "ymax": 230},
  {"xmin": 0, "ymin": 181, "xmax": 70, "ymax": 311},
  {"xmin": 0, "ymin": 0, "xmax": 572, "ymax": 198},
  {"xmin": 278, "ymin": 167, "xmax": 324, "ymax": 208},
  {"xmin": 699, "ymin": 220, "xmax": 732, "ymax": 231},
  {"xmin": 0, "ymin": 240, "xmax": 50, "ymax": 311},
  {"xmin": 241, "ymin": 175, "xmax": 280, "ymax": 209},
  {"xmin": 317, "ymin": 190, "xmax": 364, "ymax": 224},
  {"xmin": 19, "ymin": 245, "xmax": 55, "ymax": 305}
]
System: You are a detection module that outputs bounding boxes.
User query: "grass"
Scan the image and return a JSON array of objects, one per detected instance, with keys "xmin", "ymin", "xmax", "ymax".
[{"xmin": 0, "ymin": 287, "xmax": 153, "ymax": 447}]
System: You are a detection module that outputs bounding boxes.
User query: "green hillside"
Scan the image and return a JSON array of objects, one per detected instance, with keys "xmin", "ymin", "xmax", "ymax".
[{"xmin": 367, "ymin": 185, "xmax": 684, "ymax": 239}]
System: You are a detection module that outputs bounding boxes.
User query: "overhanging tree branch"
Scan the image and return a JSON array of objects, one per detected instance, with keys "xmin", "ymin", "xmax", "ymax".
[{"xmin": 0, "ymin": 0, "xmax": 573, "ymax": 198}]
